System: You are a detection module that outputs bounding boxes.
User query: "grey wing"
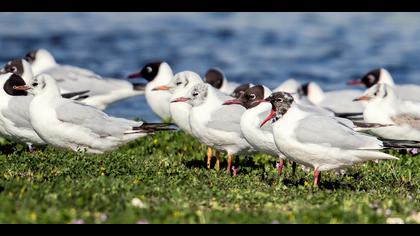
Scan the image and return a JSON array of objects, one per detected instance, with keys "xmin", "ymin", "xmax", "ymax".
[
  {"xmin": 295, "ymin": 115, "xmax": 382, "ymax": 149},
  {"xmin": 3, "ymin": 96, "xmax": 33, "ymax": 129},
  {"xmin": 207, "ymin": 104, "xmax": 245, "ymax": 133},
  {"xmin": 45, "ymin": 66, "xmax": 131, "ymax": 96},
  {"xmin": 55, "ymin": 100, "xmax": 140, "ymax": 137}
]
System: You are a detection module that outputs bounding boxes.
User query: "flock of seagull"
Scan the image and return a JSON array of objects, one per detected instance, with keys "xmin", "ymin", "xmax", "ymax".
[{"xmin": 1, "ymin": 48, "xmax": 420, "ymax": 187}]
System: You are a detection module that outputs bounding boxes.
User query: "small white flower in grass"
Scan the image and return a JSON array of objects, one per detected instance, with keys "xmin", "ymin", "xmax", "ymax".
[
  {"xmin": 385, "ymin": 209, "xmax": 392, "ymax": 217},
  {"xmin": 386, "ymin": 217, "xmax": 404, "ymax": 224},
  {"xmin": 71, "ymin": 219, "xmax": 84, "ymax": 224},
  {"xmin": 131, "ymin": 197, "xmax": 146, "ymax": 208},
  {"xmin": 136, "ymin": 219, "xmax": 149, "ymax": 224},
  {"xmin": 100, "ymin": 213, "xmax": 108, "ymax": 222}
]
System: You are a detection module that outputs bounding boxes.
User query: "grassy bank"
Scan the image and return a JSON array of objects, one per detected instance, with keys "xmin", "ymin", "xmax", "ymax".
[{"xmin": 0, "ymin": 131, "xmax": 419, "ymax": 223}]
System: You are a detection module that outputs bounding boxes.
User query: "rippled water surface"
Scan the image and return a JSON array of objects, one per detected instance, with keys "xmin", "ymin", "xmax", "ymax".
[{"xmin": 1, "ymin": 13, "xmax": 420, "ymax": 121}]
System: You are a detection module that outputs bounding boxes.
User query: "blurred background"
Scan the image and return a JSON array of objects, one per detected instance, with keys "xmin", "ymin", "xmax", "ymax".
[{"xmin": 1, "ymin": 12, "xmax": 420, "ymax": 122}]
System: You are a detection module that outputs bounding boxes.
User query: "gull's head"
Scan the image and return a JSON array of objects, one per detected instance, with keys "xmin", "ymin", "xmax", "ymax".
[
  {"xmin": 128, "ymin": 61, "xmax": 172, "ymax": 83},
  {"xmin": 24, "ymin": 49, "xmax": 57, "ymax": 74},
  {"xmin": 154, "ymin": 71, "xmax": 202, "ymax": 93},
  {"xmin": 0, "ymin": 73, "xmax": 29, "ymax": 96},
  {"xmin": 224, "ymin": 85, "xmax": 266, "ymax": 109},
  {"xmin": 353, "ymin": 83, "xmax": 396, "ymax": 103},
  {"xmin": 1, "ymin": 59, "xmax": 34, "ymax": 85},
  {"xmin": 204, "ymin": 67, "xmax": 225, "ymax": 90},
  {"xmin": 259, "ymin": 91, "xmax": 294, "ymax": 127},
  {"xmin": 297, "ymin": 81, "xmax": 323, "ymax": 104},
  {"xmin": 348, "ymin": 68, "xmax": 395, "ymax": 88},
  {"xmin": 171, "ymin": 83, "xmax": 208, "ymax": 107},
  {"xmin": 230, "ymin": 83, "xmax": 252, "ymax": 99}
]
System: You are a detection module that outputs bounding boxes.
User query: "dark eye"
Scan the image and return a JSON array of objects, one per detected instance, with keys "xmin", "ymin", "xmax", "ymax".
[
  {"xmin": 176, "ymin": 82, "xmax": 182, "ymax": 86},
  {"xmin": 192, "ymin": 92, "xmax": 198, "ymax": 97},
  {"xmin": 32, "ymin": 82, "xmax": 38, "ymax": 87},
  {"xmin": 277, "ymin": 98, "xmax": 283, "ymax": 102},
  {"xmin": 374, "ymin": 92, "xmax": 378, "ymax": 96}
]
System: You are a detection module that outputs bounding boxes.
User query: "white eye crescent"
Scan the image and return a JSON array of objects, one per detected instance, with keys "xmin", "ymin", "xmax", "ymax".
[
  {"xmin": 146, "ymin": 67, "xmax": 152, "ymax": 73},
  {"xmin": 249, "ymin": 94, "xmax": 256, "ymax": 99}
]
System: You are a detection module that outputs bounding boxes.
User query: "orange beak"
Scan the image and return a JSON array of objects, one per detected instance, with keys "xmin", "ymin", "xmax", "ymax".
[
  {"xmin": 353, "ymin": 95, "xmax": 371, "ymax": 102},
  {"xmin": 152, "ymin": 85, "xmax": 172, "ymax": 91},
  {"xmin": 13, "ymin": 85, "xmax": 31, "ymax": 91}
]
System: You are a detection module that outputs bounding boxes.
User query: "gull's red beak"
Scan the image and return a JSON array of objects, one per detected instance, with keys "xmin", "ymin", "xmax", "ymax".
[
  {"xmin": 347, "ymin": 79, "xmax": 363, "ymax": 86},
  {"xmin": 13, "ymin": 85, "xmax": 31, "ymax": 91},
  {"xmin": 260, "ymin": 108, "xmax": 276, "ymax": 128},
  {"xmin": 353, "ymin": 95, "xmax": 371, "ymax": 102},
  {"xmin": 170, "ymin": 97, "xmax": 190, "ymax": 103},
  {"xmin": 223, "ymin": 99, "xmax": 242, "ymax": 105},
  {"xmin": 127, "ymin": 72, "xmax": 142, "ymax": 79}
]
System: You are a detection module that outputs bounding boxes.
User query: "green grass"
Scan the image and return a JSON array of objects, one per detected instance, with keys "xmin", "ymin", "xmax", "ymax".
[{"xmin": 0, "ymin": 131, "xmax": 419, "ymax": 223}]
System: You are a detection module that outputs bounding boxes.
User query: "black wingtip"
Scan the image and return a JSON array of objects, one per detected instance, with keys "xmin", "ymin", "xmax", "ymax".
[
  {"xmin": 133, "ymin": 122, "xmax": 177, "ymax": 133},
  {"xmin": 334, "ymin": 112, "xmax": 363, "ymax": 118},
  {"xmin": 61, "ymin": 90, "xmax": 90, "ymax": 99},
  {"xmin": 132, "ymin": 83, "xmax": 147, "ymax": 91},
  {"xmin": 380, "ymin": 138, "xmax": 420, "ymax": 149}
]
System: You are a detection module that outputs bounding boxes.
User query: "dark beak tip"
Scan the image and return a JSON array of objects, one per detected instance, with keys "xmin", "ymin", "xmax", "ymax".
[{"xmin": 127, "ymin": 72, "xmax": 142, "ymax": 79}]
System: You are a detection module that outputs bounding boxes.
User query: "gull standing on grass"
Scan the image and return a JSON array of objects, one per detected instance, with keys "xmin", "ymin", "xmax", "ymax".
[
  {"xmin": 128, "ymin": 61, "xmax": 174, "ymax": 121},
  {"xmin": 172, "ymin": 83, "xmax": 254, "ymax": 176},
  {"xmin": 0, "ymin": 73, "xmax": 46, "ymax": 149},
  {"xmin": 23, "ymin": 49, "xmax": 146, "ymax": 110},
  {"xmin": 223, "ymin": 85, "xmax": 295, "ymax": 176},
  {"xmin": 152, "ymin": 71, "xmax": 219, "ymax": 168},
  {"xmin": 14, "ymin": 74, "xmax": 173, "ymax": 154},
  {"xmin": 259, "ymin": 91, "xmax": 406, "ymax": 187}
]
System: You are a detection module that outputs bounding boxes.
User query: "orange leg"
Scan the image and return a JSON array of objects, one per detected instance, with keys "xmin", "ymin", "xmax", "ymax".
[
  {"xmin": 313, "ymin": 168, "xmax": 321, "ymax": 187},
  {"xmin": 277, "ymin": 158, "xmax": 284, "ymax": 176},
  {"xmin": 207, "ymin": 147, "xmax": 213, "ymax": 169},
  {"xmin": 226, "ymin": 153, "xmax": 232, "ymax": 175},
  {"xmin": 215, "ymin": 150, "xmax": 221, "ymax": 171}
]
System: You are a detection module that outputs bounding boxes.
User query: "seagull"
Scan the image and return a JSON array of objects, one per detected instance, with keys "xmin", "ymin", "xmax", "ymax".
[
  {"xmin": 273, "ymin": 78, "xmax": 301, "ymax": 93},
  {"xmin": 259, "ymin": 91, "xmax": 403, "ymax": 187},
  {"xmin": 151, "ymin": 71, "xmax": 203, "ymax": 135},
  {"xmin": 204, "ymin": 68, "xmax": 239, "ymax": 95},
  {"xmin": 22, "ymin": 49, "xmax": 146, "ymax": 110},
  {"xmin": 223, "ymin": 85, "xmax": 292, "ymax": 176},
  {"xmin": 152, "ymin": 71, "xmax": 220, "ymax": 168},
  {"xmin": 171, "ymin": 83, "xmax": 254, "ymax": 175},
  {"xmin": 128, "ymin": 61, "xmax": 174, "ymax": 121},
  {"xmin": 13, "ymin": 73, "xmax": 173, "ymax": 154},
  {"xmin": 298, "ymin": 81, "xmax": 364, "ymax": 114},
  {"xmin": 0, "ymin": 73, "xmax": 46, "ymax": 149},
  {"xmin": 348, "ymin": 68, "xmax": 420, "ymax": 102},
  {"xmin": 354, "ymin": 83, "xmax": 420, "ymax": 142}
]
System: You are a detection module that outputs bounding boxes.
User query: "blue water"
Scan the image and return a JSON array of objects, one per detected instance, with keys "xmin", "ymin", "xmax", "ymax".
[{"xmin": 1, "ymin": 12, "xmax": 420, "ymax": 122}]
